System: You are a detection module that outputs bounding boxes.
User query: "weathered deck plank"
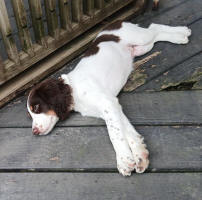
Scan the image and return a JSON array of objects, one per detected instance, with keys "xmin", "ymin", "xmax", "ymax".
[
  {"xmin": 0, "ymin": 126, "xmax": 200, "ymax": 170},
  {"xmin": 0, "ymin": 173, "xmax": 200, "ymax": 200},
  {"xmin": 136, "ymin": 53, "xmax": 202, "ymax": 91},
  {"xmin": 1, "ymin": 91, "xmax": 202, "ymax": 127}
]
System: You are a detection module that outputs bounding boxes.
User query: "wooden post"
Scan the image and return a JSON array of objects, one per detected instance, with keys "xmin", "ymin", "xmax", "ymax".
[
  {"xmin": 105, "ymin": 0, "xmax": 112, "ymax": 4},
  {"xmin": 44, "ymin": 0, "xmax": 60, "ymax": 40},
  {"xmin": 104, "ymin": 0, "xmax": 114, "ymax": 7},
  {"xmin": 85, "ymin": 0, "xmax": 95, "ymax": 17},
  {"xmin": 0, "ymin": 0, "xmax": 20, "ymax": 64},
  {"xmin": 28, "ymin": 0, "xmax": 47, "ymax": 47},
  {"xmin": 58, "ymin": 0, "xmax": 72, "ymax": 31},
  {"xmin": 11, "ymin": 0, "xmax": 34, "ymax": 57},
  {"xmin": 71, "ymin": 0, "xmax": 83, "ymax": 23},
  {"xmin": 95, "ymin": 0, "xmax": 105, "ymax": 9},
  {"xmin": 0, "ymin": 54, "xmax": 5, "ymax": 84}
]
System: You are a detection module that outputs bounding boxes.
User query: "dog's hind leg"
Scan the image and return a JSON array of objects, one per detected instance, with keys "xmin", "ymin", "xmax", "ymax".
[
  {"xmin": 126, "ymin": 23, "xmax": 191, "ymax": 57},
  {"xmin": 149, "ymin": 23, "xmax": 191, "ymax": 37}
]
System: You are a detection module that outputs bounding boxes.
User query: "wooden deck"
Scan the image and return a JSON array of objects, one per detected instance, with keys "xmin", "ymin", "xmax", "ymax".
[{"xmin": 0, "ymin": 0, "xmax": 201, "ymax": 199}]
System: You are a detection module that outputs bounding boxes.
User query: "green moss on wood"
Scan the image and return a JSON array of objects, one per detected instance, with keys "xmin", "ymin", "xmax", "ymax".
[{"xmin": 123, "ymin": 69, "xmax": 147, "ymax": 92}]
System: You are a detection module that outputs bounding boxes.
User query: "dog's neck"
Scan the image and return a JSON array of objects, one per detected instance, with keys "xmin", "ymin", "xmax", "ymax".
[{"xmin": 60, "ymin": 74, "xmax": 74, "ymax": 111}]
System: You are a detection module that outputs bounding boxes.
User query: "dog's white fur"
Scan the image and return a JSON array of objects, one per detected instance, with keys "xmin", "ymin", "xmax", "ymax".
[{"xmin": 28, "ymin": 22, "xmax": 191, "ymax": 176}]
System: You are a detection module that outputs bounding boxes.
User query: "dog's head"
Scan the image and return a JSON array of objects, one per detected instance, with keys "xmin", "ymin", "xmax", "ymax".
[{"xmin": 27, "ymin": 78, "xmax": 73, "ymax": 135}]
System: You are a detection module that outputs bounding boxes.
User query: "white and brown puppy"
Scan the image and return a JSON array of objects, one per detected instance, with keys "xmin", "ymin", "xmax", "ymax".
[{"xmin": 27, "ymin": 21, "xmax": 191, "ymax": 176}]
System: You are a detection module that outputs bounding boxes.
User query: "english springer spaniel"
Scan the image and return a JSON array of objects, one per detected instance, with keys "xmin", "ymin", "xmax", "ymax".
[{"xmin": 27, "ymin": 21, "xmax": 191, "ymax": 176}]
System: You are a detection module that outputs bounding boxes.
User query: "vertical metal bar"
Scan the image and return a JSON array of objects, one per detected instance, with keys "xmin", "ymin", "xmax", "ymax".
[
  {"xmin": 28, "ymin": 0, "xmax": 47, "ymax": 47},
  {"xmin": 58, "ymin": 0, "xmax": 72, "ymax": 31},
  {"xmin": 11, "ymin": 0, "xmax": 34, "ymax": 57},
  {"xmin": 0, "ymin": 0, "xmax": 20, "ymax": 64},
  {"xmin": 71, "ymin": 0, "xmax": 83, "ymax": 23},
  {"xmin": 44, "ymin": 0, "xmax": 59, "ymax": 40}
]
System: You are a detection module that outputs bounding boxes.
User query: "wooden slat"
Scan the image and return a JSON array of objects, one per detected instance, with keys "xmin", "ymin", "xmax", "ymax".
[
  {"xmin": 28, "ymin": 0, "xmax": 47, "ymax": 47},
  {"xmin": 44, "ymin": 0, "xmax": 59, "ymax": 40},
  {"xmin": 105, "ymin": 0, "xmax": 112, "ymax": 5},
  {"xmin": 0, "ymin": 173, "xmax": 200, "ymax": 200},
  {"xmin": 95, "ymin": 0, "xmax": 105, "ymax": 9},
  {"xmin": 0, "ymin": 0, "xmax": 20, "ymax": 64},
  {"xmin": 0, "ymin": 55, "xmax": 5, "ymax": 83},
  {"xmin": 71, "ymin": 0, "xmax": 83, "ymax": 23},
  {"xmin": 85, "ymin": 0, "xmax": 95, "ymax": 17},
  {"xmin": 0, "ymin": 126, "xmax": 201, "ymax": 170},
  {"xmin": 1, "ymin": 91, "xmax": 202, "ymax": 127},
  {"xmin": 58, "ymin": 0, "xmax": 72, "ymax": 31},
  {"xmin": 11, "ymin": 0, "xmax": 34, "ymax": 57}
]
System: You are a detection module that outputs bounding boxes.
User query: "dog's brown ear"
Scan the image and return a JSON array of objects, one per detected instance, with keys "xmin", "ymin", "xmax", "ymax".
[
  {"xmin": 29, "ymin": 78, "xmax": 72, "ymax": 120},
  {"xmin": 33, "ymin": 104, "xmax": 40, "ymax": 113},
  {"xmin": 41, "ymin": 79, "xmax": 72, "ymax": 120}
]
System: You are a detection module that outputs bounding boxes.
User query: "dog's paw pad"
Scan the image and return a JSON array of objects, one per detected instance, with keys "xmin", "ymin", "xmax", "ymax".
[
  {"xmin": 126, "ymin": 135, "xmax": 149, "ymax": 173},
  {"xmin": 134, "ymin": 153, "xmax": 149, "ymax": 173},
  {"xmin": 117, "ymin": 155, "xmax": 136, "ymax": 176}
]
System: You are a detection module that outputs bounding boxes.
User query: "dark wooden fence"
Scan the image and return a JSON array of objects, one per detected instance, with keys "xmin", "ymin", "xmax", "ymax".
[{"xmin": 0, "ymin": 0, "xmax": 139, "ymax": 85}]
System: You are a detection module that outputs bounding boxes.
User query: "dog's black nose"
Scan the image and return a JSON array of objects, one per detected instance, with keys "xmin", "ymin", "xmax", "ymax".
[{"xmin": 32, "ymin": 127, "xmax": 40, "ymax": 135}]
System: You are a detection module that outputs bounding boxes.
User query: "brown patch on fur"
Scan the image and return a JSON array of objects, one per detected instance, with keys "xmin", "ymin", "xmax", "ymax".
[
  {"xmin": 84, "ymin": 34, "xmax": 120, "ymax": 57},
  {"xmin": 103, "ymin": 20, "xmax": 123, "ymax": 31},
  {"xmin": 28, "ymin": 78, "xmax": 73, "ymax": 120}
]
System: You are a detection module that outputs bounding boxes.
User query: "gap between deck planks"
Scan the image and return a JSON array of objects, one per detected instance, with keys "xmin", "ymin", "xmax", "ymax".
[
  {"xmin": 0, "ymin": 173, "xmax": 200, "ymax": 200},
  {"xmin": 1, "ymin": 90, "xmax": 202, "ymax": 127}
]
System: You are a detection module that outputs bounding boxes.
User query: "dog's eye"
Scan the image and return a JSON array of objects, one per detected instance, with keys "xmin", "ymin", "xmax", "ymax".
[{"xmin": 33, "ymin": 104, "xmax": 40, "ymax": 113}]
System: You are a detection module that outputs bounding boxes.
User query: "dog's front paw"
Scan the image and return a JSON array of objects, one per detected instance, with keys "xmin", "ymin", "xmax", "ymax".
[
  {"xmin": 133, "ymin": 145, "xmax": 149, "ymax": 173},
  {"xmin": 128, "ymin": 136, "xmax": 149, "ymax": 173},
  {"xmin": 116, "ymin": 154, "xmax": 136, "ymax": 176}
]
